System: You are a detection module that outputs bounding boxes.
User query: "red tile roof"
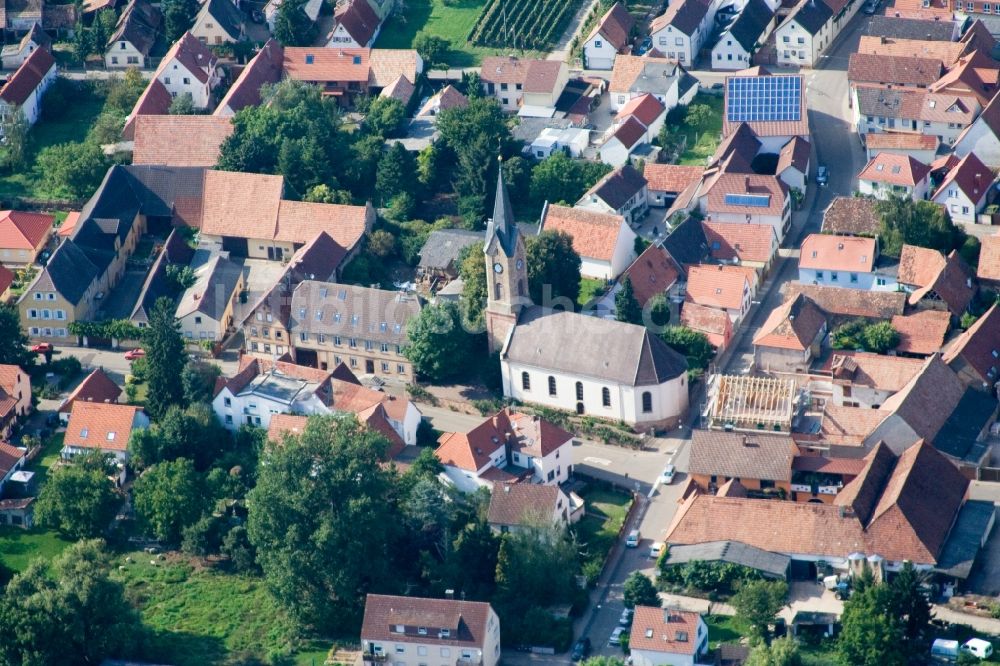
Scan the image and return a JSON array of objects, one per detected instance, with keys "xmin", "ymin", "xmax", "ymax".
[
  {"xmin": 629, "ymin": 607, "xmax": 703, "ymax": 655},
  {"xmin": 864, "ymin": 132, "xmax": 939, "ymax": 151},
  {"xmin": 704, "ymin": 173, "xmax": 788, "ymax": 218},
  {"xmin": 361, "ymin": 594, "xmax": 494, "ymax": 648},
  {"xmin": 891, "ymin": 310, "xmax": 950, "ymax": 355},
  {"xmin": 267, "ymin": 413, "xmax": 308, "ymax": 443},
  {"xmin": 776, "ymin": 136, "xmax": 810, "ymax": 175},
  {"xmin": 586, "ymin": 1, "xmax": 635, "ymax": 51},
  {"xmin": 643, "ymin": 164, "xmax": 703, "ymax": 194},
  {"xmin": 847, "ymin": 52, "xmax": 943, "ymax": 87},
  {"xmin": 155, "ymin": 31, "xmax": 216, "ymax": 85},
  {"xmin": 283, "ymin": 46, "xmax": 369, "ymax": 82},
  {"xmin": 679, "ymin": 302, "xmax": 732, "ymax": 349},
  {"xmin": 123, "ymin": 78, "xmax": 172, "ymax": 140},
  {"xmin": 57, "ymin": 211, "xmax": 80, "ymax": 237},
  {"xmin": 900, "ymin": 247, "xmax": 975, "ymax": 316},
  {"xmin": 0, "ymin": 264, "xmax": 12, "ymax": 294},
  {"xmin": 541, "ymin": 204, "xmax": 626, "ymax": 262},
  {"xmin": 487, "ymin": 481, "xmax": 561, "ymax": 526},
  {"xmin": 799, "ymin": 234, "xmax": 876, "ymax": 272},
  {"xmin": 942, "ymin": 303, "xmax": 1000, "ymax": 383},
  {"xmin": 0, "ymin": 210, "xmax": 53, "ymax": 251},
  {"xmin": 932, "ymin": 151, "xmax": 993, "ymax": 202},
  {"xmin": 610, "ymin": 115, "xmax": 648, "ymax": 149},
  {"xmin": 58, "ymin": 368, "xmax": 122, "ymax": 414},
  {"xmin": 0, "ymin": 442, "xmax": 24, "ymax": 478},
  {"xmin": 702, "ymin": 221, "xmax": 775, "ymax": 264},
  {"xmin": 858, "ymin": 152, "xmax": 930, "ymax": 187},
  {"xmin": 216, "ymin": 39, "xmax": 283, "ymax": 115},
  {"xmin": 132, "ymin": 115, "xmax": 234, "ymax": 167},
  {"xmin": 752, "ymin": 293, "xmax": 826, "ymax": 351},
  {"xmin": 616, "ymin": 92, "xmax": 665, "ymax": 127},
  {"xmin": 783, "ymin": 283, "xmax": 906, "ymax": 319},
  {"xmin": 685, "ymin": 264, "xmax": 749, "ymax": 310},
  {"xmin": 826, "ymin": 351, "xmax": 926, "ymax": 392},
  {"xmin": 621, "ymin": 244, "xmax": 680, "ymax": 306},
  {"xmin": 0, "ymin": 47, "xmax": 54, "ymax": 107},
  {"xmin": 64, "ymin": 402, "xmax": 143, "ymax": 452},
  {"xmin": 821, "ymin": 197, "xmax": 881, "ymax": 237},
  {"xmin": 333, "ymin": 0, "xmax": 381, "ymax": 46},
  {"xmin": 978, "ymin": 233, "xmax": 1000, "ymax": 283}
]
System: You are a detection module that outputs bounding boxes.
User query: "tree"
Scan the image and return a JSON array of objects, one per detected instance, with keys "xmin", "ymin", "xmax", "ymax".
[
  {"xmin": 622, "ymin": 571, "xmax": 660, "ymax": 609},
  {"xmin": 648, "ymin": 293, "xmax": 671, "ymax": 329},
  {"xmin": 168, "ymin": 91, "xmax": 196, "ymax": 115},
  {"xmin": 376, "ymin": 141, "xmax": 418, "ymax": 203},
  {"xmin": 838, "ymin": 581, "xmax": 905, "ymax": 666},
  {"xmin": 529, "ymin": 151, "xmax": 612, "ymax": 209},
  {"xmin": 685, "ymin": 104, "xmax": 715, "ymax": 132},
  {"xmin": 444, "ymin": 520, "xmax": 499, "ymax": 601},
  {"xmin": 406, "ymin": 446, "xmax": 445, "ymax": 480},
  {"xmin": 162, "ymin": 0, "xmax": 199, "ymax": 42},
  {"xmin": 458, "ymin": 70, "xmax": 482, "ymax": 98},
  {"xmin": 660, "ymin": 326, "xmax": 714, "ymax": 372},
  {"xmin": 458, "ymin": 243, "xmax": 488, "ymax": 329},
  {"xmin": 366, "ymin": 97, "xmax": 406, "ymax": 138},
  {"xmin": 746, "ymin": 636, "xmax": 801, "ymax": 666},
  {"xmin": 731, "ymin": 579, "xmax": 788, "ymax": 641},
  {"xmin": 580, "ymin": 658, "xmax": 626, "ymax": 666},
  {"xmin": 304, "ymin": 183, "xmax": 353, "ymax": 204},
  {"xmin": 181, "ymin": 513, "xmax": 226, "ymax": 557},
  {"xmin": 36, "ymin": 140, "xmax": 110, "ymax": 199},
  {"xmin": 877, "ymin": 197, "xmax": 965, "ymax": 258},
  {"xmin": 861, "ymin": 321, "xmax": 900, "ymax": 354},
  {"xmin": 526, "ymin": 230, "xmax": 582, "ymax": 307},
  {"xmin": 404, "ymin": 301, "xmax": 482, "ymax": 383},
  {"xmin": 247, "ymin": 415, "xmax": 399, "ymax": 629},
  {"xmin": 128, "ymin": 403, "xmax": 229, "ymax": 470},
  {"xmin": 133, "ymin": 457, "xmax": 206, "ymax": 543},
  {"xmin": 413, "ymin": 32, "xmax": 449, "ymax": 67},
  {"xmin": 502, "ymin": 155, "xmax": 533, "ymax": 211},
  {"xmin": 274, "ymin": 0, "xmax": 316, "ymax": 45},
  {"xmin": 2, "ymin": 109, "xmax": 28, "ymax": 169},
  {"xmin": 615, "ymin": 276, "xmax": 643, "ymax": 325},
  {"xmin": 181, "ymin": 360, "xmax": 222, "ymax": 404},
  {"xmin": 889, "ymin": 562, "xmax": 932, "ymax": 662},
  {"xmin": 221, "ymin": 524, "xmax": 258, "ymax": 573},
  {"xmin": 0, "ymin": 540, "xmax": 141, "ymax": 666},
  {"xmin": 417, "ymin": 141, "xmax": 450, "ymax": 192},
  {"xmin": 144, "ymin": 296, "xmax": 186, "ymax": 419},
  {"xmin": 367, "ymin": 229, "xmax": 398, "ymax": 258},
  {"xmin": 35, "ymin": 459, "xmax": 120, "ymax": 539},
  {"xmin": 0, "ymin": 303, "xmax": 31, "ymax": 367}
]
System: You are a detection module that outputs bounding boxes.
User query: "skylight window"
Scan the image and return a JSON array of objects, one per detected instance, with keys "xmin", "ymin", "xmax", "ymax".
[
  {"xmin": 305, "ymin": 54, "xmax": 314, "ymax": 64},
  {"xmin": 80, "ymin": 428, "xmax": 88, "ymax": 439}
]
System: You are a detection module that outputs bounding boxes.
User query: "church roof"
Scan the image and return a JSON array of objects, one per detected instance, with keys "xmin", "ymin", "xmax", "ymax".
[
  {"xmin": 485, "ymin": 167, "xmax": 518, "ymax": 257},
  {"xmin": 503, "ymin": 306, "xmax": 688, "ymax": 386}
]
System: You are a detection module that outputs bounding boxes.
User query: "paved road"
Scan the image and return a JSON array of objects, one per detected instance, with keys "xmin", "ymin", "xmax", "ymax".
[{"xmin": 55, "ymin": 346, "xmax": 239, "ymax": 386}]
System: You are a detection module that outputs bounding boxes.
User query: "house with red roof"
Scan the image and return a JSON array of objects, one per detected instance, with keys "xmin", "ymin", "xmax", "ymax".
[
  {"xmin": 680, "ymin": 302, "xmax": 734, "ymax": 351},
  {"xmin": 698, "ymin": 172, "xmax": 792, "ymax": 243},
  {"xmin": 539, "ymin": 204, "xmax": 638, "ymax": 279},
  {"xmin": 753, "ymin": 292, "xmax": 827, "ymax": 372},
  {"xmin": 685, "ymin": 264, "xmax": 754, "ymax": 325},
  {"xmin": 702, "ymin": 220, "xmax": 778, "ymax": 277},
  {"xmin": 629, "ymin": 607, "xmax": 708, "ymax": 666},
  {"xmin": 582, "ymin": 2, "xmax": 635, "ymax": 69},
  {"xmin": 0, "ymin": 210, "xmax": 53, "ymax": 266},
  {"xmin": 150, "ymin": 32, "xmax": 221, "ymax": 110},
  {"xmin": 327, "ymin": 0, "xmax": 382, "ymax": 47},
  {"xmin": 0, "ymin": 441, "xmax": 28, "ymax": 498},
  {"xmin": 599, "ymin": 93, "xmax": 665, "ymax": 166},
  {"xmin": 857, "ymin": 152, "xmax": 931, "ymax": 200},
  {"xmin": 0, "ymin": 364, "xmax": 30, "ymax": 441},
  {"xmin": 436, "ymin": 408, "xmax": 574, "ymax": 493},
  {"xmin": 930, "ymin": 151, "xmax": 995, "ymax": 224},
  {"xmin": 897, "ymin": 244, "xmax": 976, "ymax": 317},
  {"xmin": 480, "ymin": 56, "xmax": 568, "ymax": 112},
  {"xmin": 0, "ymin": 46, "xmax": 54, "ymax": 129},
  {"xmin": 644, "ymin": 164, "xmax": 703, "ymax": 208},
  {"xmin": 63, "ymin": 401, "xmax": 149, "ymax": 465},
  {"xmin": 57, "ymin": 368, "xmax": 122, "ymax": 425},
  {"xmin": 954, "ymin": 89, "xmax": 1000, "ymax": 167},
  {"xmin": 797, "ymin": 233, "xmax": 890, "ymax": 291},
  {"xmin": 943, "ymin": 303, "xmax": 1000, "ymax": 389}
]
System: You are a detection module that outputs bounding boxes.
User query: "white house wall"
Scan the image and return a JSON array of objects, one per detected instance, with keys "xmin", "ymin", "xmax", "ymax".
[
  {"xmin": 584, "ymin": 36, "xmax": 619, "ymax": 69},
  {"xmin": 954, "ymin": 121, "xmax": 1000, "ymax": 167}
]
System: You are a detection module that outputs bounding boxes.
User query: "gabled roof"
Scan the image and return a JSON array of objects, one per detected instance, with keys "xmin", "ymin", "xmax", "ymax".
[
  {"xmin": 582, "ymin": 163, "xmax": 648, "ymax": 211},
  {"xmin": 609, "ymin": 54, "xmax": 681, "ymax": 95},
  {"xmin": 64, "ymin": 401, "xmax": 143, "ymax": 452},
  {"xmin": 132, "ymin": 115, "xmax": 233, "ymax": 167},
  {"xmin": 620, "ymin": 243, "xmax": 681, "ymax": 306},
  {"xmin": 726, "ymin": 0, "xmax": 773, "ymax": 52},
  {"xmin": 957, "ymin": 87, "xmax": 1000, "ymax": 146},
  {"xmin": 722, "ymin": 73, "xmax": 808, "ymax": 138},
  {"xmin": 783, "ymin": 283, "xmax": 906, "ymax": 319},
  {"xmin": 333, "ymin": 0, "xmax": 381, "ymax": 46},
  {"xmin": 200, "ymin": 0, "xmax": 244, "ymax": 40},
  {"xmin": 156, "ymin": 31, "xmax": 217, "ymax": 85},
  {"xmin": 864, "ymin": 132, "xmax": 939, "ymax": 151},
  {"xmin": 661, "ymin": 216, "xmax": 709, "ymax": 270},
  {"xmin": 0, "ymin": 210, "xmax": 52, "ymax": 250},
  {"xmin": 0, "ymin": 264, "xmax": 12, "ymax": 295},
  {"xmin": 978, "ymin": 233, "xmax": 1000, "ymax": 283},
  {"xmin": 857, "ymin": 34, "xmax": 965, "ymax": 65},
  {"xmin": 283, "ymin": 46, "xmax": 369, "ymax": 82},
  {"xmin": 702, "ymin": 221, "xmax": 775, "ymax": 264},
  {"xmin": 29, "ymin": 239, "xmax": 100, "ymax": 305},
  {"xmin": 934, "ymin": 387, "xmax": 997, "ymax": 459},
  {"xmin": 629, "ymin": 607, "xmax": 703, "ymax": 655},
  {"xmin": 785, "ymin": 0, "xmax": 833, "ymax": 34},
  {"xmin": 848, "ymin": 52, "xmax": 942, "ymax": 87},
  {"xmin": 929, "ymin": 50, "xmax": 999, "ymax": 106},
  {"xmin": 932, "ymin": 151, "xmax": 993, "ymax": 202},
  {"xmin": 437, "ymin": 409, "xmax": 572, "ymax": 473},
  {"xmin": 523, "ymin": 60, "xmax": 565, "ymax": 94},
  {"xmin": 863, "ymin": 15, "xmax": 955, "ymax": 41},
  {"xmin": 752, "ymin": 293, "xmax": 826, "ymax": 351},
  {"xmin": 822, "ymin": 197, "xmax": 881, "ymax": 236},
  {"xmin": 122, "ymin": 78, "xmax": 172, "ymax": 140},
  {"xmin": 488, "ymin": 482, "xmax": 562, "ymax": 526},
  {"xmin": 680, "ymin": 302, "xmax": 732, "ymax": 348},
  {"xmin": 416, "ymin": 84, "xmax": 467, "ymax": 116},
  {"xmin": 651, "ymin": 0, "xmax": 710, "ymax": 36},
  {"xmin": 215, "ymin": 39, "xmax": 283, "ymax": 115},
  {"xmin": 361, "ymin": 594, "xmax": 494, "ymax": 648},
  {"xmin": 703, "ymin": 173, "xmax": 788, "ymax": 218},
  {"xmin": 858, "ymin": 152, "xmax": 930, "ymax": 186},
  {"xmin": 877, "ymin": 354, "xmax": 966, "ymax": 443},
  {"xmin": 586, "ymin": 1, "xmax": 635, "ymax": 51},
  {"xmin": 615, "ymin": 92, "xmax": 665, "ymax": 128},
  {"xmin": 58, "ymin": 368, "xmax": 122, "ymax": 414},
  {"xmin": 943, "ymin": 303, "xmax": 1000, "ymax": 383},
  {"xmin": 379, "ymin": 74, "xmax": 414, "ymax": 104},
  {"xmin": 799, "ymin": 234, "xmax": 876, "ymax": 272},
  {"xmin": 540, "ymin": 204, "xmax": 626, "ymax": 262},
  {"xmin": 418, "ymin": 228, "xmax": 481, "ymax": 271},
  {"xmin": 685, "ymin": 264, "xmax": 750, "ymax": 310},
  {"xmin": 0, "ymin": 46, "xmax": 53, "ymax": 107},
  {"xmin": 175, "ymin": 254, "xmax": 243, "ymax": 320},
  {"xmin": 891, "ymin": 310, "xmax": 950, "ymax": 355},
  {"xmin": 643, "ymin": 164, "xmax": 703, "ymax": 194},
  {"xmin": 109, "ymin": 0, "xmax": 161, "ymax": 56},
  {"xmin": 368, "ymin": 49, "xmax": 421, "ymax": 88},
  {"xmin": 898, "ymin": 245, "xmax": 975, "ymax": 316},
  {"xmin": 826, "ymin": 351, "xmax": 925, "ymax": 392},
  {"xmin": 776, "ymin": 136, "xmax": 810, "ymax": 175},
  {"xmin": 689, "ymin": 429, "xmax": 797, "ymax": 482},
  {"xmin": 608, "ymin": 115, "xmax": 648, "ymax": 149}
]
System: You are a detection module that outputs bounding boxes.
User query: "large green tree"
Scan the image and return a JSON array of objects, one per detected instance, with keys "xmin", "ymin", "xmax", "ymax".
[
  {"xmin": 615, "ymin": 276, "xmax": 642, "ymax": 325},
  {"xmin": 457, "ymin": 243, "xmax": 489, "ymax": 328},
  {"xmin": 36, "ymin": 140, "xmax": 110, "ymax": 200},
  {"xmin": 274, "ymin": 0, "xmax": 316, "ymax": 45},
  {"xmin": 0, "ymin": 303, "xmax": 32, "ymax": 367},
  {"xmin": 746, "ymin": 636, "xmax": 801, "ymax": 666},
  {"xmin": 34, "ymin": 457, "xmax": 120, "ymax": 539},
  {"xmin": 877, "ymin": 196, "xmax": 966, "ymax": 257},
  {"xmin": 526, "ymin": 230, "xmax": 582, "ymax": 307},
  {"xmin": 246, "ymin": 415, "xmax": 399, "ymax": 629},
  {"xmin": 412, "ymin": 32, "xmax": 449, "ymax": 67},
  {"xmin": 0, "ymin": 540, "xmax": 141, "ymax": 666},
  {"xmin": 731, "ymin": 579, "xmax": 788, "ymax": 641},
  {"xmin": 128, "ymin": 402, "xmax": 229, "ymax": 470},
  {"xmin": 404, "ymin": 301, "xmax": 482, "ymax": 382},
  {"xmin": 660, "ymin": 326, "xmax": 714, "ymax": 372},
  {"xmin": 132, "ymin": 457, "xmax": 206, "ymax": 543},
  {"xmin": 365, "ymin": 97, "xmax": 406, "ymax": 138},
  {"xmin": 622, "ymin": 571, "xmax": 659, "ymax": 609},
  {"xmin": 143, "ymin": 297, "xmax": 186, "ymax": 419},
  {"xmin": 838, "ymin": 580, "xmax": 905, "ymax": 666},
  {"xmin": 376, "ymin": 141, "xmax": 419, "ymax": 205},
  {"xmin": 890, "ymin": 562, "xmax": 933, "ymax": 661},
  {"xmin": 529, "ymin": 152, "xmax": 612, "ymax": 209},
  {"xmin": 162, "ymin": 0, "xmax": 199, "ymax": 42}
]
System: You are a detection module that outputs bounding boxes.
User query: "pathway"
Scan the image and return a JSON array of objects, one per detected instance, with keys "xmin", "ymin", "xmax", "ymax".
[{"xmin": 548, "ymin": 0, "xmax": 600, "ymax": 63}]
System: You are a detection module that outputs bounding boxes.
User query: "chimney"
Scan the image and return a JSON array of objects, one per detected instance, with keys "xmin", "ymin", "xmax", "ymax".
[
  {"xmin": 744, "ymin": 175, "xmax": 751, "ymax": 191},
  {"xmin": 444, "ymin": 589, "xmax": 455, "ymax": 599},
  {"xmin": 880, "ymin": 35, "xmax": 887, "ymax": 44}
]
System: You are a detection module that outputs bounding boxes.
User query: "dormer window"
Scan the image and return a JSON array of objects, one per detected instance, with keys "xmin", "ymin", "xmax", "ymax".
[
  {"xmin": 439, "ymin": 629, "xmax": 451, "ymax": 638},
  {"xmin": 305, "ymin": 54, "xmax": 314, "ymax": 64},
  {"xmin": 353, "ymin": 55, "xmax": 362, "ymax": 64},
  {"xmin": 107, "ymin": 432, "xmax": 115, "ymax": 441},
  {"xmin": 393, "ymin": 625, "xmax": 404, "ymax": 633},
  {"xmin": 418, "ymin": 628, "xmax": 428, "ymax": 636}
]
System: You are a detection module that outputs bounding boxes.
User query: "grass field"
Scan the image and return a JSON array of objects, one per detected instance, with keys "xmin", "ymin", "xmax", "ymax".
[
  {"xmin": 676, "ymin": 94, "xmax": 724, "ymax": 166},
  {"xmin": 578, "ymin": 277, "xmax": 606, "ymax": 307},
  {"xmin": 0, "ymin": 527, "xmax": 73, "ymax": 573},
  {"xmin": 115, "ymin": 553, "xmax": 333, "ymax": 665},
  {"xmin": 574, "ymin": 486, "xmax": 632, "ymax": 579},
  {"xmin": 29, "ymin": 432, "xmax": 65, "ymax": 488},
  {"xmin": 374, "ymin": 0, "xmax": 542, "ymax": 66}
]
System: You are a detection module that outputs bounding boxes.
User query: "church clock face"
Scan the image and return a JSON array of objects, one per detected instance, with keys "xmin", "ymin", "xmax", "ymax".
[
  {"xmin": 493, "ymin": 263, "xmax": 504, "ymax": 274},
  {"xmin": 516, "ymin": 259, "xmax": 524, "ymax": 270}
]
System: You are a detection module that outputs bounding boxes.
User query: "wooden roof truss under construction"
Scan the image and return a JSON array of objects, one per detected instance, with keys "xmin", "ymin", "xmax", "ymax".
[{"xmin": 705, "ymin": 374, "xmax": 798, "ymax": 432}]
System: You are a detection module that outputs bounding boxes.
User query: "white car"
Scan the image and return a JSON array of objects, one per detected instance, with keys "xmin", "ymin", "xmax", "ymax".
[
  {"xmin": 609, "ymin": 627, "xmax": 626, "ymax": 647},
  {"xmin": 649, "ymin": 542, "xmax": 664, "ymax": 559},
  {"xmin": 625, "ymin": 530, "xmax": 640, "ymax": 548},
  {"xmin": 660, "ymin": 464, "xmax": 676, "ymax": 484}
]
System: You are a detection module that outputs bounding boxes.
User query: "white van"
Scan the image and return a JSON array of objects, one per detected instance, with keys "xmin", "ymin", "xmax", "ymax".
[
  {"xmin": 962, "ymin": 638, "xmax": 994, "ymax": 660},
  {"xmin": 931, "ymin": 639, "xmax": 960, "ymax": 661}
]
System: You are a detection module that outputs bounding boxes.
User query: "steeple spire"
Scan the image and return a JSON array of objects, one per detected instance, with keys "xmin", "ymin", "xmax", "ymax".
[{"xmin": 485, "ymin": 157, "xmax": 518, "ymax": 257}]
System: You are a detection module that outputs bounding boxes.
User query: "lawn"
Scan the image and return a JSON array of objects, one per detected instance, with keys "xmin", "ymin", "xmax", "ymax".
[
  {"xmin": 705, "ymin": 614, "xmax": 750, "ymax": 647},
  {"xmin": 28, "ymin": 432, "xmax": 65, "ymax": 488},
  {"xmin": 574, "ymin": 486, "xmax": 632, "ymax": 581},
  {"xmin": 676, "ymin": 94, "xmax": 724, "ymax": 166},
  {"xmin": 374, "ymin": 0, "xmax": 542, "ymax": 67},
  {"xmin": 115, "ymin": 553, "xmax": 331, "ymax": 665},
  {"xmin": 0, "ymin": 526, "xmax": 73, "ymax": 573},
  {"xmin": 578, "ymin": 277, "xmax": 607, "ymax": 307}
]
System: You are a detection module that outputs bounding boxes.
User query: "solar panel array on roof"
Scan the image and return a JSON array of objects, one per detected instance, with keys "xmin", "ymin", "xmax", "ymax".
[
  {"xmin": 724, "ymin": 193, "xmax": 771, "ymax": 207},
  {"xmin": 726, "ymin": 76, "xmax": 802, "ymax": 122}
]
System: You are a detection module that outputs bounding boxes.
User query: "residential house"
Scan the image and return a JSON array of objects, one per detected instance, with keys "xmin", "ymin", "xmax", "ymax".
[
  {"xmin": 775, "ymin": 136, "xmax": 810, "ymax": 191},
  {"xmin": 852, "ymin": 85, "xmax": 980, "ymax": 147},
  {"xmin": 775, "ymin": 0, "xmax": 861, "ymax": 68},
  {"xmin": 649, "ymin": 0, "xmax": 713, "ymax": 65},
  {"xmin": 0, "ymin": 364, "xmax": 30, "ymax": 440},
  {"xmin": 752, "ymin": 292, "xmax": 827, "ymax": 372},
  {"xmin": 151, "ymin": 32, "xmax": 221, "ymax": 110},
  {"xmin": 598, "ymin": 243, "xmax": 682, "ymax": 316},
  {"xmin": 1, "ymin": 22, "xmax": 49, "ymax": 69},
  {"xmin": 56, "ymin": 367, "xmax": 121, "ymax": 425},
  {"xmin": 943, "ymin": 303, "xmax": 1000, "ymax": 389},
  {"xmin": 240, "ymin": 231, "xmax": 346, "ymax": 360},
  {"xmin": 644, "ymin": 164, "xmax": 703, "ymax": 207},
  {"xmin": 783, "ymin": 283, "xmax": 906, "ymax": 321},
  {"xmin": 699, "ymin": 173, "xmax": 791, "ymax": 242},
  {"xmin": 577, "ymin": 164, "xmax": 649, "ymax": 225},
  {"xmin": 122, "ymin": 78, "xmax": 172, "ymax": 141},
  {"xmin": 891, "ymin": 310, "xmax": 951, "ymax": 356},
  {"xmin": 105, "ymin": 0, "xmax": 161, "ymax": 69},
  {"xmin": 928, "ymin": 51, "xmax": 999, "ymax": 107},
  {"xmin": 684, "ymin": 264, "xmax": 754, "ymax": 325},
  {"xmin": 977, "ymin": 232, "xmax": 1000, "ymax": 288},
  {"xmin": 864, "ymin": 133, "xmax": 940, "ymax": 162},
  {"xmin": 539, "ymin": 204, "xmax": 637, "ymax": 280},
  {"xmin": 863, "ymin": 15, "xmax": 958, "ymax": 42},
  {"xmin": 629, "ymin": 607, "xmax": 708, "ymax": 666},
  {"xmin": 487, "ymin": 482, "xmax": 575, "ymax": 531},
  {"xmin": 688, "ymin": 429, "xmax": 798, "ymax": 495},
  {"xmin": 360, "ymin": 595, "xmax": 501, "ymax": 666},
  {"xmin": 417, "ymin": 228, "xmax": 481, "ymax": 287},
  {"xmin": 199, "ymin": 170, "xmax": 375, "ymax": 259},
  {"xmin": 897, "ymin": 244, "xmax": 975, "ymax": 316},
  {"xmin": 266, "ymin": 0, "xmax": 322, "ymax": 33},
  {"xmin": 190, "ymin": 0, "xmax": 245, "ymax": 46},
  {"xmin": 0, "ymin": 210, "xmax": 52, "ymax": 266},
  {"xmin": 528, "ymin": 126, "xmax": 590, "ymax": 158},
  {"xmin": 857, "ymin": 152, "xmax": 931, "ymax": 200},
  {"xmin": 680, "ymin": 302, "xmax": 734, "ymax": 350},
  {"xmin": 600, "ymin": 93, "xmax": 667, "ymax": 166},
  {"xmin": 823, "ymin": 351, "xmax": 926, "ymax": 408},
  {"xmin": 479, "ymin": 57, "xmax": 567, "ymax": 112},
  {"xmin": 0, "ymin": 46, "xmax": 54, "ymax": 130},
  {"xmin": 214, "ymin": 39, "xmax": 283, "ymax": 117},
  {"xmin": 128, "ymin": 227, "xmax": 195, "ymax": 330},
  {"xmin": 583, "ymin": 1, "xmax": 635, "ymax": 69},
  {"xmin": 286, "ymin": 280, "xmax": 422, "ymax": 380},
  {"xmin": 132, "ymin": 115, "xmax": 234, "ymax": 167},
  {"xmin": 62, "ymin": 402, "xmax": 149, "ymax": 465},
  {"xmin": 821, "ymin": 196, "xmax": 881, "ymax": 236},
  {"xmin": 327, "ymin": 0, "xmax": 381, "ymax": 47},
  {"xmin": 702, "ymin": 221, "xmax": 778, "ymax": 276},
  {"xmin": 712, "ymin": 0, "xmax": 775, "ymax": 71},
  {"xmin": 416, "ymin": 84, "xmax": 467, "ymax": 117},
  {"xmin": 931, "ymin": 151, "xmax": 994, "ymax": 224},
  {"xmin": 722, "ymin": 71, "xmax": 809, "ymax": 151},
  {"xmin": 0, "ymin": 442, "xmax": 27, "ymax": 496},
  {"xmin": 266, "ymin": 405, "xmax": 406, "ymax": 460},
  {"xmin": 797, "ymin": 234, "xmax": 891, "ymax": 290},
  {"xmin": 175, "ymin": 254, "xmax": 244, "ymax": 344},
  {"xmin": 954, "ymin": 85, "xmax": 1000, "ymax": 166},
  {"xmin": 848, "ymin": 53, "xmax": 944, "ymax": 90},
  {"xmin": 281, "ymin": 47, "xmax": 422, "ymax": 106},
  {"xmin": 436, "ymin": 408, "xmax": 574, "ymax": 492},
  {"xmin": 609, "ymin": 54, "xmax": 697, "ymax": 112}
]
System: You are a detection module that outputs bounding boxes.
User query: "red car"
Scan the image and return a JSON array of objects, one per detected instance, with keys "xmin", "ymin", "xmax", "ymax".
[
  {"xmin": 30, "ymin": 343, "xmax": 53, "ymax": 354},
  {"xmin": 124, "ymin": 348, "xmax": 146, "ymax": 361}
]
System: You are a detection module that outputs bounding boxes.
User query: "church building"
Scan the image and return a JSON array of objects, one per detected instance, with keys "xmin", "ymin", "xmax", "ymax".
[{"xmin": 485, "ymin": 169, "xmax": 690, "ymax": 431}]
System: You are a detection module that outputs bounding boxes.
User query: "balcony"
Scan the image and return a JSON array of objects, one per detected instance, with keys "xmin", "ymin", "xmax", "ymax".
[{"xmin": 362, "ymin": 654, "xmax": 388, "ymax": 665}]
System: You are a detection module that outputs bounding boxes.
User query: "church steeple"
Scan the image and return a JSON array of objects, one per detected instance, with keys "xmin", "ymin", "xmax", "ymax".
[{"xmin": 484, "ymin": 160, "xmax": 529, "ymax": 354}]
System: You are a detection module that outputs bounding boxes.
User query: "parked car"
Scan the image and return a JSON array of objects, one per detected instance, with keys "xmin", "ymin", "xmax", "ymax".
[
  {"xmin": 608, "ymin": 627, "xmax": 626, "ymax": 647},
  {"xmin": 649, "ymin": 541, "xmax": 664, "ymax": 559},
  {"xmin": 124, "ymin": 348, "xmax": 146, "ymax": 361},
  {"xmin": 625, "ymin": 529, "xmax": 640, "ymax": 548},
  {"xmin": 962, "ymin": 638, "xmax": 994, "ymax": 660},
  {"xmin": 30, "ymin": 343, "xmax": 52, "ymax": 353},
  {"xmin": 816, "ymin": 165, "xmax": 829, "ymax": 185},
  {"xmin": 619, "ymin": 608, "xmax": 634, "ymax": 626},
  {"xmin": 571, "ymin": 637, "xmax": 591, "ymax": 661},
  {"xmin": 660, "ymin": 464, "xmax": 676, "ymax": 484}
]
